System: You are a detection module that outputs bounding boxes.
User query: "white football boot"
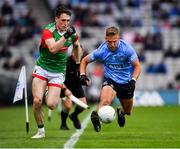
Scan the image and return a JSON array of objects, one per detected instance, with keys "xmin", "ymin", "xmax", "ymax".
[{"xmin": 31, "ymin": 131, "xmax": 45, "ymax": 139}]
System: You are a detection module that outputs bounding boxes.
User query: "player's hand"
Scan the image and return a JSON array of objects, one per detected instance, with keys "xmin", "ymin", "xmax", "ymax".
[
  {"xmin": 79, "ymin": 74, "xmax": 90, "ymax": 86},
  {"xmin": 64, "ymin": 26, "xmax": 76, "ymax": 39},
  {"xmin": 128, "ymin": 79, "xmax": 136, "ymax": 91}
]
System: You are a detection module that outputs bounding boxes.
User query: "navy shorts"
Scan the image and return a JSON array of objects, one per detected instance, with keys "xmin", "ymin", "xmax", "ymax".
[{"xmin": 102, "ymin": 78, "xmax": 135, "ymax": 99}]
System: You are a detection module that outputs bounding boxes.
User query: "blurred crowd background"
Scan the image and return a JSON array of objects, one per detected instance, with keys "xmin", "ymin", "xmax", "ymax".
[{"xmin": 0, "ymin": 0, "xmax": 179, "ymax": 105}]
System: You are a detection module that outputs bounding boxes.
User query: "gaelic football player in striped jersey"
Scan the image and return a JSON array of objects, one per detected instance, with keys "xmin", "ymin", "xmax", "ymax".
[{"xmin": 31, "ymin": 6, "xmax": 82, "ymax": 139}]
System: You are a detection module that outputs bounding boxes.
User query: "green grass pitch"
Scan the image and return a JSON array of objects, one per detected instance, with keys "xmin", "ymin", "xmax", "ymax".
[{"xmin": 0, "ymin": 105, "xmax": 180, "ymax": 148}]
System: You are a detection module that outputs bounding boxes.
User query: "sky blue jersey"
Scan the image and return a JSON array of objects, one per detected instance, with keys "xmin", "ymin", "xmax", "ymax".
[{"xmin": 89, "ymin": 39, "xmax": 138, "ymax": 84}]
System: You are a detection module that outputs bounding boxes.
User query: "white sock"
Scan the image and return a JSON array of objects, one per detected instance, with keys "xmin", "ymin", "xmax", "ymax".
[{"xmin": 38, "ymin": 127, "xmax": 45, "ymax": 133}]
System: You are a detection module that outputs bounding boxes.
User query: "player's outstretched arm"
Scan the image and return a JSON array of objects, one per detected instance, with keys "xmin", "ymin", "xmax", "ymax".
[
  {"xmin": 131, "ymin": 59, "xmax": 141, "ymax": 81},
  {"xmin": 79, "ymin": 55, "xmax": 91, "ymax": 86}
]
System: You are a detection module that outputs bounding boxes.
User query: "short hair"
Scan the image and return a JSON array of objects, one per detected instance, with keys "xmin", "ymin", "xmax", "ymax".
[
  {"xmin": 105, "ymin": 26, "xmax": 120, "ymax": 36},
  {"xmin": 55, "ymin": 5, "xmax": 72, "ymax": 17}
]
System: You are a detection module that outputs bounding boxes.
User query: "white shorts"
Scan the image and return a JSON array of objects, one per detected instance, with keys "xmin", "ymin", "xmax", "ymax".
[{"xmin": 32, "ymin": 65, "xmax": 65, "ymax": 88}]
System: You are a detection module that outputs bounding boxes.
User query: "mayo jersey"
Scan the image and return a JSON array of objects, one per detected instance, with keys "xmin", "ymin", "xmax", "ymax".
[
  {"xmin": 36, "ymin": 22, "xmax": 78, "ymax": 73},
  {"xmin": 89, "ymin": 39, "xmax": 138, "ymax": 84}
]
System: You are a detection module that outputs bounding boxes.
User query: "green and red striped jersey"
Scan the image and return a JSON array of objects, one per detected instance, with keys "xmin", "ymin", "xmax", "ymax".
[{"xmin": 36, "ymin": 22, "xmax": 78, "ymax": 73}]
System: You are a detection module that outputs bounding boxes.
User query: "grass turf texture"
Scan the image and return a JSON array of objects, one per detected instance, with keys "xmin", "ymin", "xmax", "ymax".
[{"xmin": 0, "ymin": 105, "xmax": 179, "ymax": 148}]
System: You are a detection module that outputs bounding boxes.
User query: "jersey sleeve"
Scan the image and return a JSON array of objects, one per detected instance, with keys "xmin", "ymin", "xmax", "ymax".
[
  {"xmin": 127, "ymin": 45, "xmax": 138, "ymax": 62},
  {"xmin": 89, "ymin": 48, "xmax": 102, "ymax": 62},
  {"xmin": 89, "ymin": 42, "xmax": 105, "ymax": 62},
  {"xmin": 41, "ymin": 29, "xmax": 53, "ymax": 42}
]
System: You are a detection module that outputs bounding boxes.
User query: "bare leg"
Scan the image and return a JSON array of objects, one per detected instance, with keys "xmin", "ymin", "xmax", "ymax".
[
  {"xmin": 117, "ymin": 97, "xmax": 133, "ymax": 128},
  {"xmin": 98, "ymin": 85, "xmax": 116, "ymax": 110},
  {"xmin": 46, "ymin": 86, "xmax": 61, "ymax": 110},
  {"xmin": 120, "ymin": 98, "xmax": 133, "ymax": 115},
  {"xmin": 91, "ymin": 85, "xmax": 116, "ymax": 132},
  {"xmin": 32, "ymin": 77, "xmax": 47, "ymax": 126},
  {"xmin": 31, "ymin": 77, "xmax": 47, "ymax": 139}
]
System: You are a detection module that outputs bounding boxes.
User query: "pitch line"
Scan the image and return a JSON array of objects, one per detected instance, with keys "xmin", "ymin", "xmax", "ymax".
[{"xmin": 63, "ymin": 107, "xmax": 95, "ymax": 149}]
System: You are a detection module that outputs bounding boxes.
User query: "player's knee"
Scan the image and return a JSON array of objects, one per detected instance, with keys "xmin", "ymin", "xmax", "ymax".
[
  {"xmin": 63, "ymin": 99, "xmax": 72, "ymax": 110},
  {"xmin": 62, "ymin": 103, "xmax": 71, "ymax": 112},
  {"xmin": 65, "ymin": 106, "xmax": 71, "ymax": 111},
  {"xmin": 64, "ymin": 103, "xmax": 72, "ymax": 111},
  {"xmin": 33, "ymin": 97, "xmax": 42, "ymax": 108},
  {"xmin": 47, "ymin": 101, "xmax": 57, "ymax": 110},
  {"xmin": 101, "ymin": 99, "xmax": 111, "ymax": 106},
  {"xmin": 47, "ymin": 103, "xmax": 56, "ymax": 110}
]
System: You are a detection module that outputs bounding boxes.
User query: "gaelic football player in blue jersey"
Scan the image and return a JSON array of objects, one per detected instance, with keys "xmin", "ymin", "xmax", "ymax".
[{"xmin": 79, "ymin": 26, "xmax": 141, "ymax": 132}]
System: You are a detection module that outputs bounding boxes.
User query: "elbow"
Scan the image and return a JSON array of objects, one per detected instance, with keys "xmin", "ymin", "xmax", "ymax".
[
  {"xmin": 136, "ymin": 65, "xmax": 141, "ymax": 77},
  {"xmin": 81, "ymin": 57, "xmax": 89, "ymax": 67},
  {"xmin": 80, "ymin": 57, "xmax": 89, "ymax": 73},
  {"xmin": 133, "ymin": 61, "xmax": 141, "ymax": 77}
]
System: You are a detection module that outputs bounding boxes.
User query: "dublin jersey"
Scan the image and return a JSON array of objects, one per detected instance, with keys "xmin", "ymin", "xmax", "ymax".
[{"xmin": 89, "ymin": 39, "xmax": 138, "ymax": 84}]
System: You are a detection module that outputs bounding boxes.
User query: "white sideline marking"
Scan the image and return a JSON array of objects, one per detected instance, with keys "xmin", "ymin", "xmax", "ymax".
[{"xmin": 64, "ymin": 108, "xmax": 94, "ymax": 149}]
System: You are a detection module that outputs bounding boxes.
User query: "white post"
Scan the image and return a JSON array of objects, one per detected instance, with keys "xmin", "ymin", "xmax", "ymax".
[{"xmin": 23, "ymin": 66, "xmax": 29, "ymax": 134}]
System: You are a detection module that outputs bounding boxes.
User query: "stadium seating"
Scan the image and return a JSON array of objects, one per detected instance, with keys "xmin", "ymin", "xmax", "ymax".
[{"xmin": 0, "ymin": 0, "xmax": 179, "ymax": 95}]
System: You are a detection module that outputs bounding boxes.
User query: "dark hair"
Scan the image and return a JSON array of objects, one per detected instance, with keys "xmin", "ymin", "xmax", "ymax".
[
  {"xmin": 106, "ymin": 26, "xmax": 120, "ymax": 36},
  {"xmin": 55, "ymin": 5, "xmax": 72, "ymax": 17}
]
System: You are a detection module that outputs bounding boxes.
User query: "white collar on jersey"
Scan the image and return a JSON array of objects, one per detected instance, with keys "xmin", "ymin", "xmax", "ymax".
[{"xmin": 58, "ymin": 31, "xmax": 65, "ymax": 36}]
